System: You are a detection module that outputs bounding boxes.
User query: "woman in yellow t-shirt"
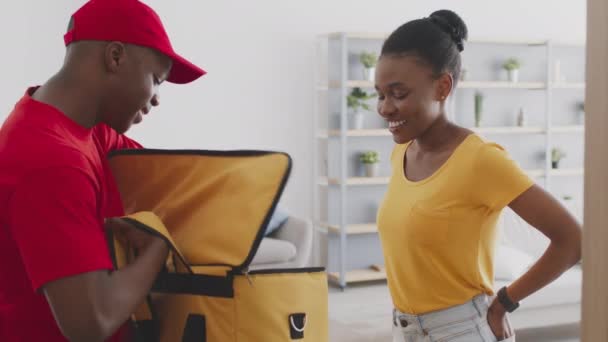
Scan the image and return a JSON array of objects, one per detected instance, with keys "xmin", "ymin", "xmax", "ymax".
[{"xmin": 375, "ymin": 10, "xmax": 582, "ymax": 342}]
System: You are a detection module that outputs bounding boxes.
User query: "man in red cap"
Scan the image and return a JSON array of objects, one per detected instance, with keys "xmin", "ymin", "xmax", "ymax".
[{"xmin": 0, "ymin": 0, "xmax": 205, "ymax": 341}]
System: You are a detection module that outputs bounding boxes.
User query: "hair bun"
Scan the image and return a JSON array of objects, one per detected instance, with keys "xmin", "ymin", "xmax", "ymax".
[{"xmin": 429, "ymin": 10, "xmax": 468, "ymax": 52}]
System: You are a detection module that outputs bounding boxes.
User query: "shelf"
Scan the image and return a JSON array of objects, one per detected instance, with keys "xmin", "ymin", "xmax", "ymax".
[
  {"xmin": 459, "ymin": 81, "xmax": 547, "ymax": 89},
  {"xmin": 331, "ymin": 80, "xmax": 551, "ymax": 90},
  {"xmin": 550, "ymin": 168, "xmax": 584, "ymax": 176},
  {"xmin": 320, "ymin": 170, "xmax": 577, "ymax": 184},
  {"xmin": 325, "ymin": 126, "xmax": 582, "ymax": 137},
  {"xmin": 327, "ymin": 32, "xmax": 388, "ymax": 40},
  {"xmin": 324, "ymin": 33, "xmax": 583, "ymax": 48},
  {"xmin": 325, "ymin": 177, "xmax": 390, "ymax": 186},
  {"xmin": 328, "ymin": 129, "xmax": 390, "ymax": 137},
  {"xmin": 552, "ymin": 82, "xmax": 585, "ymax": 89},
  {"xmin": 329, "ymin": 80, "xmax": 374, "ymax": 88},
  {"xmin": 551, "ymin": 125, "xmax": 585, "ymax": 133},
  {"xmin": 472, "ymin": 126, "xmax": 545, "ymax": 134},
  {"xmin": 526, "ymin": 169, "xmax": 545, "ymax": 177},
  {"xmin": 324, "ymin": 223, "xmax": 378, "ymax": 235},
  {"xmin": 326, "ymin": 33, "xmax": 550, "ymax": 46},
  {"xmin": 328, "ymin": 266, "xmax": 387, "ymax": 284},
  {"xmin": 467, "ymin": 39, "xmax": 548, "ymax": 46}
]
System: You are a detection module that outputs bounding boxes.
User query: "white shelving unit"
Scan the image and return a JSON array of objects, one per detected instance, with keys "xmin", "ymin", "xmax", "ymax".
[{"xmin": 313, "ymin": 33, "xmax": 585, "ymax": 289}]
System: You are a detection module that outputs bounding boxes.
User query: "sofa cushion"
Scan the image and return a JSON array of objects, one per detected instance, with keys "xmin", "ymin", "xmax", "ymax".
[
  {"xmin": 495, "ymin": 266, "xmax": 581, "ymax": 308},
  {"xmin": 251, "ymin": 237, "xmax": 296, "ymax": 265},
  {"xmin": 264, "ymin": 207, "xmax": 289, "ymax": 236},
  {"xmin": 494, "ymin": 244, "xmax": 534, "ymax": 281}
]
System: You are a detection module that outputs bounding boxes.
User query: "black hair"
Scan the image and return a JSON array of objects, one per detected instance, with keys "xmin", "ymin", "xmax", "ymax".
[{"xmin": 381, "ymin": 10, "xmax": 468, "ymax": 86}]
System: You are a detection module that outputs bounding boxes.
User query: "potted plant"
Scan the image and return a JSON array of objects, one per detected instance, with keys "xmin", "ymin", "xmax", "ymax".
[
  {"xmin": 360, "ymin": 51, "xmax": 378, "ymax": 82},
  {"xmin": 474, "ymin": 91, "xmax": 484, "ymax": 127},
  {"xmin": 503, "ymin": 58, "xmax": 521, "ymax": 83},
  {"xmin": 347, "ymin": 87, "xmax": 375, "ymax": 129},
  {"xmin": 551, "ymin": 147, "xmax": 566, "ymax": 169},
  {"xmin": 360, "ymin": 151, "xmax": 380, "ymax": 177}
]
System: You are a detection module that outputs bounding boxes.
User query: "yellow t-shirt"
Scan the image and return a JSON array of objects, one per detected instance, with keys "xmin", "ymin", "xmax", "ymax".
[{"xmin": 377, "ymin": 134, "xmax": 534, "ymax": 314}]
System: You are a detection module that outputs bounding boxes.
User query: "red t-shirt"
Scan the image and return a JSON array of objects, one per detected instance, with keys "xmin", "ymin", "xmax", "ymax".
[{"xmin": 0, "ymin": 88, "xmax": 142, "ymax": 341}]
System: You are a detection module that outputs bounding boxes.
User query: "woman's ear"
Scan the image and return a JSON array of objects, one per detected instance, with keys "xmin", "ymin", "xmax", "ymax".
[{"xmin": 435, "ymin": 73, "xmax": 453, "ymax": 101}]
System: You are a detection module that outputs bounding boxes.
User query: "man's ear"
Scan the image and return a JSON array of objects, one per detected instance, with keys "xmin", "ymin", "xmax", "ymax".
[{"xmin": 104, "ymin": 41, "xmax": 127, "ymax": 73}]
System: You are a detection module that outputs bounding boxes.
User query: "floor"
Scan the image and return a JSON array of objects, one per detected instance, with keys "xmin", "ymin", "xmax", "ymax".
[{"xmin": 328, "ymin": 283, "xmax": 580, "ymax": 342}]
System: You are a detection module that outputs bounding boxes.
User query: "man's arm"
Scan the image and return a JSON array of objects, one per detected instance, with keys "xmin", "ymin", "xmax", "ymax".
[
  {"xmin": 43, "ymin": 218, "xmax": 168, "ymax": 342},
  {"xmin": 9, "ymin": 167, "xmax": 165, "ymax": 342}
]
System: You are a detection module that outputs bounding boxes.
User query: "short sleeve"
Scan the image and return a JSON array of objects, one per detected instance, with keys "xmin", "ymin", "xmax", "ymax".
[
  {"xmin": 94, "ymin": 123, "xmax": 143, "ymax": 153},
  {"xmin": 9, "ymin": 167, "xmax": 113, "ymax": 291},
  {"xmin": 471, "ymin": 143, "xmax": 535, "ymax": 210}
]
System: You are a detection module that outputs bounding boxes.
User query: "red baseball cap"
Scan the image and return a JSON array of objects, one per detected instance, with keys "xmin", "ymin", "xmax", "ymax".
[{"xmin": 64, "ymin": 0, "xmax": 205, "ymax": 84}]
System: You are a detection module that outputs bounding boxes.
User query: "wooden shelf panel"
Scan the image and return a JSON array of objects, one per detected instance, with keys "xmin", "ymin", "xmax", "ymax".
[
  {"xmin": 328, "ymin": 129, "xmax": 390, "ymax": 137},
  {"xmin": 526, "ymin": 169, "xmax": 545, "ymax": 177},
  {"xmin": 472, "ymin": 126, "xmax": 545, "ymax": 134},
  {"xmin": 550, "ymin": 168, "xmax": 584, "ymax": 176},
  {"xmin": 324, "ymin": 33, "xmax": 582, "ymax": 49},
  {"xmin": 325, "ymin": 126, "xmax": 583, "ymax": 137},
  {"xmin": 327, "ymin": 80, "xmax": 375, "ymax": 88},
  {"xmin": 327, "ymin": 177, "xmax": 390, "ymax": 186},
  {"xmin": 551, "ymin": 125, "xmax": 585, "ymax": 133},
  {"xmin": 552, "ymin": 82, "xmax": 585, "ymax": 89},
  {"xmin": 324, "ymin": 223, "xmax": 378, "ymax": 235},
  {"xmin": 320, "ymin": 169, "xmax": 580, "ymax": 185},
  {"xmin": 326, "ymin": 33, "xmax": 551, "ymax": 46},
  {"xmin": 459, "ymin": 81, "xmax": 546, "ymax": 89},
  {"xmin": 329, "ymin": 80, "xmax": 576, "ymax": 90},
  {"xmin": 328, "ymin": 266, "xmax": 387, "ymax": 284}
]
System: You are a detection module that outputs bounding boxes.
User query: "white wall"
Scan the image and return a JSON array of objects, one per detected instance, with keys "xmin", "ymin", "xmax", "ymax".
[{"xmin": 0, "ymin": 0, "xmax": 586, "ymax": 219}]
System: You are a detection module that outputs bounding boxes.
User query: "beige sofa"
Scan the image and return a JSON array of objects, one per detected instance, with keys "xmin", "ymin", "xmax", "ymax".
[{"xmin": 250, "ymin": 216, "xmax": 313, "ymax": 270}]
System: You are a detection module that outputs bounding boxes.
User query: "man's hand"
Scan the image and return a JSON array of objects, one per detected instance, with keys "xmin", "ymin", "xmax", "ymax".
[
  {"xmin": 104, "ymin": 217, "xmax": 164, "ymax": 252},
  {"xmin": 43, "ymin": 218, "xmax": 168, "ymax": 342},
  {"xmin": 487, "ymin": 297, "xmax": 514, "ymax": 341}
]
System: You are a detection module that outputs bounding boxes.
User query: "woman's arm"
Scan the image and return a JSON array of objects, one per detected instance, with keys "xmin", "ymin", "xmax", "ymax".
[
  {"xmin": 506, "ymin": 184, "xmax": 581, "ymax": 303},
  {"xmin": 488, "ymin": 184, "xmax": 582, "ymax": 338}
]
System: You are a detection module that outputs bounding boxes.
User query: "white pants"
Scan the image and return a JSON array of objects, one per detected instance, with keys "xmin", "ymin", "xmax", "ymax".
[{"xmin": 392, "ymin": 295, "xmax": 515, "ymax": 342}]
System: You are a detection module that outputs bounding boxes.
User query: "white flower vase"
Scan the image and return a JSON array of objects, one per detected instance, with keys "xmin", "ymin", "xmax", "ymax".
[
  {"xmin": 508, "ymin": 69, "xmax": 519, "ymax": 83},
  {"xmin": 363, "ymin": 67, "xmax": 376, "ymax": 82},
  {"xmin": 364, "ymin": 163, "xmax": 379, "ymax": 177},
  {"xmin": 350, "ymin": 111, "xmax": 364, "ymax": 130}
]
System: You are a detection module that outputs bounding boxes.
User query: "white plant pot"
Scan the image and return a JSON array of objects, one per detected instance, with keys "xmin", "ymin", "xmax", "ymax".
[
  {"xmin": 364, "ymin": 163, "xmax": 379, "ymax": 177},
  {"xmin": 508, "ymin": 69, "xmax": 519, "ymax": 83},
  {"xmin": 350, "ymin": 112, "xmax": 364, "ymax": 130},
  {"xmin": 363, "ymin": 67, "xmax": 376, "ymax": 82}
]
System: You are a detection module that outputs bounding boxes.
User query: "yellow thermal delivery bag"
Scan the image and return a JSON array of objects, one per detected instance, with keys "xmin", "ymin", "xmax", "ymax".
[{"xmin": 106, "ymin": 149, "xmax": 328, "ymax": 342}]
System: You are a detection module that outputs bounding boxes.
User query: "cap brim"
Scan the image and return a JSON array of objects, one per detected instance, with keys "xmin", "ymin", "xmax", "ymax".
[{"xmin": 165, "ymin": 52, "xmax": 206, "ymax": 84}]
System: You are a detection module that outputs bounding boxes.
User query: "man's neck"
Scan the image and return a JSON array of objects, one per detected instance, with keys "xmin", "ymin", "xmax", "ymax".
[{"xmin": 32, "ymin": 69, "xmax": 101, "ymax": 129}]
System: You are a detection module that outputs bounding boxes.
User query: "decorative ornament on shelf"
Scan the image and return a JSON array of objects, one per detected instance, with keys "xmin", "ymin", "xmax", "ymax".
[
  {"xmin": 551, "ymin": 147, "xmax": 566, "ymax": 169},
  {"xmin": 576, "ymin": 101, "xmax": 585, "ymax": 125},
  {"xmin": 474, "ymin": 91, "xmax": 484, "ymax": 127},
  {"xmin": 503, "ymin": 57, "xmax": 521, "ymax": 83},
  {"xmin": 460, "ymin": 67, "xmax": 468, "ymax": 81},
  {"xmin": 360, "ymin": 151, "xmax": 380, "ymax": 177},
  {"xmin": 517, "ymin": 107, "xmax": 526, "ymax": 127},
  {"xmin": 359, "ymin": 51, "xmax": 378, "ymax": 82},
  {"xmin": 554, "ymin": 59, "xmax": 567, "ymax": 83}
]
